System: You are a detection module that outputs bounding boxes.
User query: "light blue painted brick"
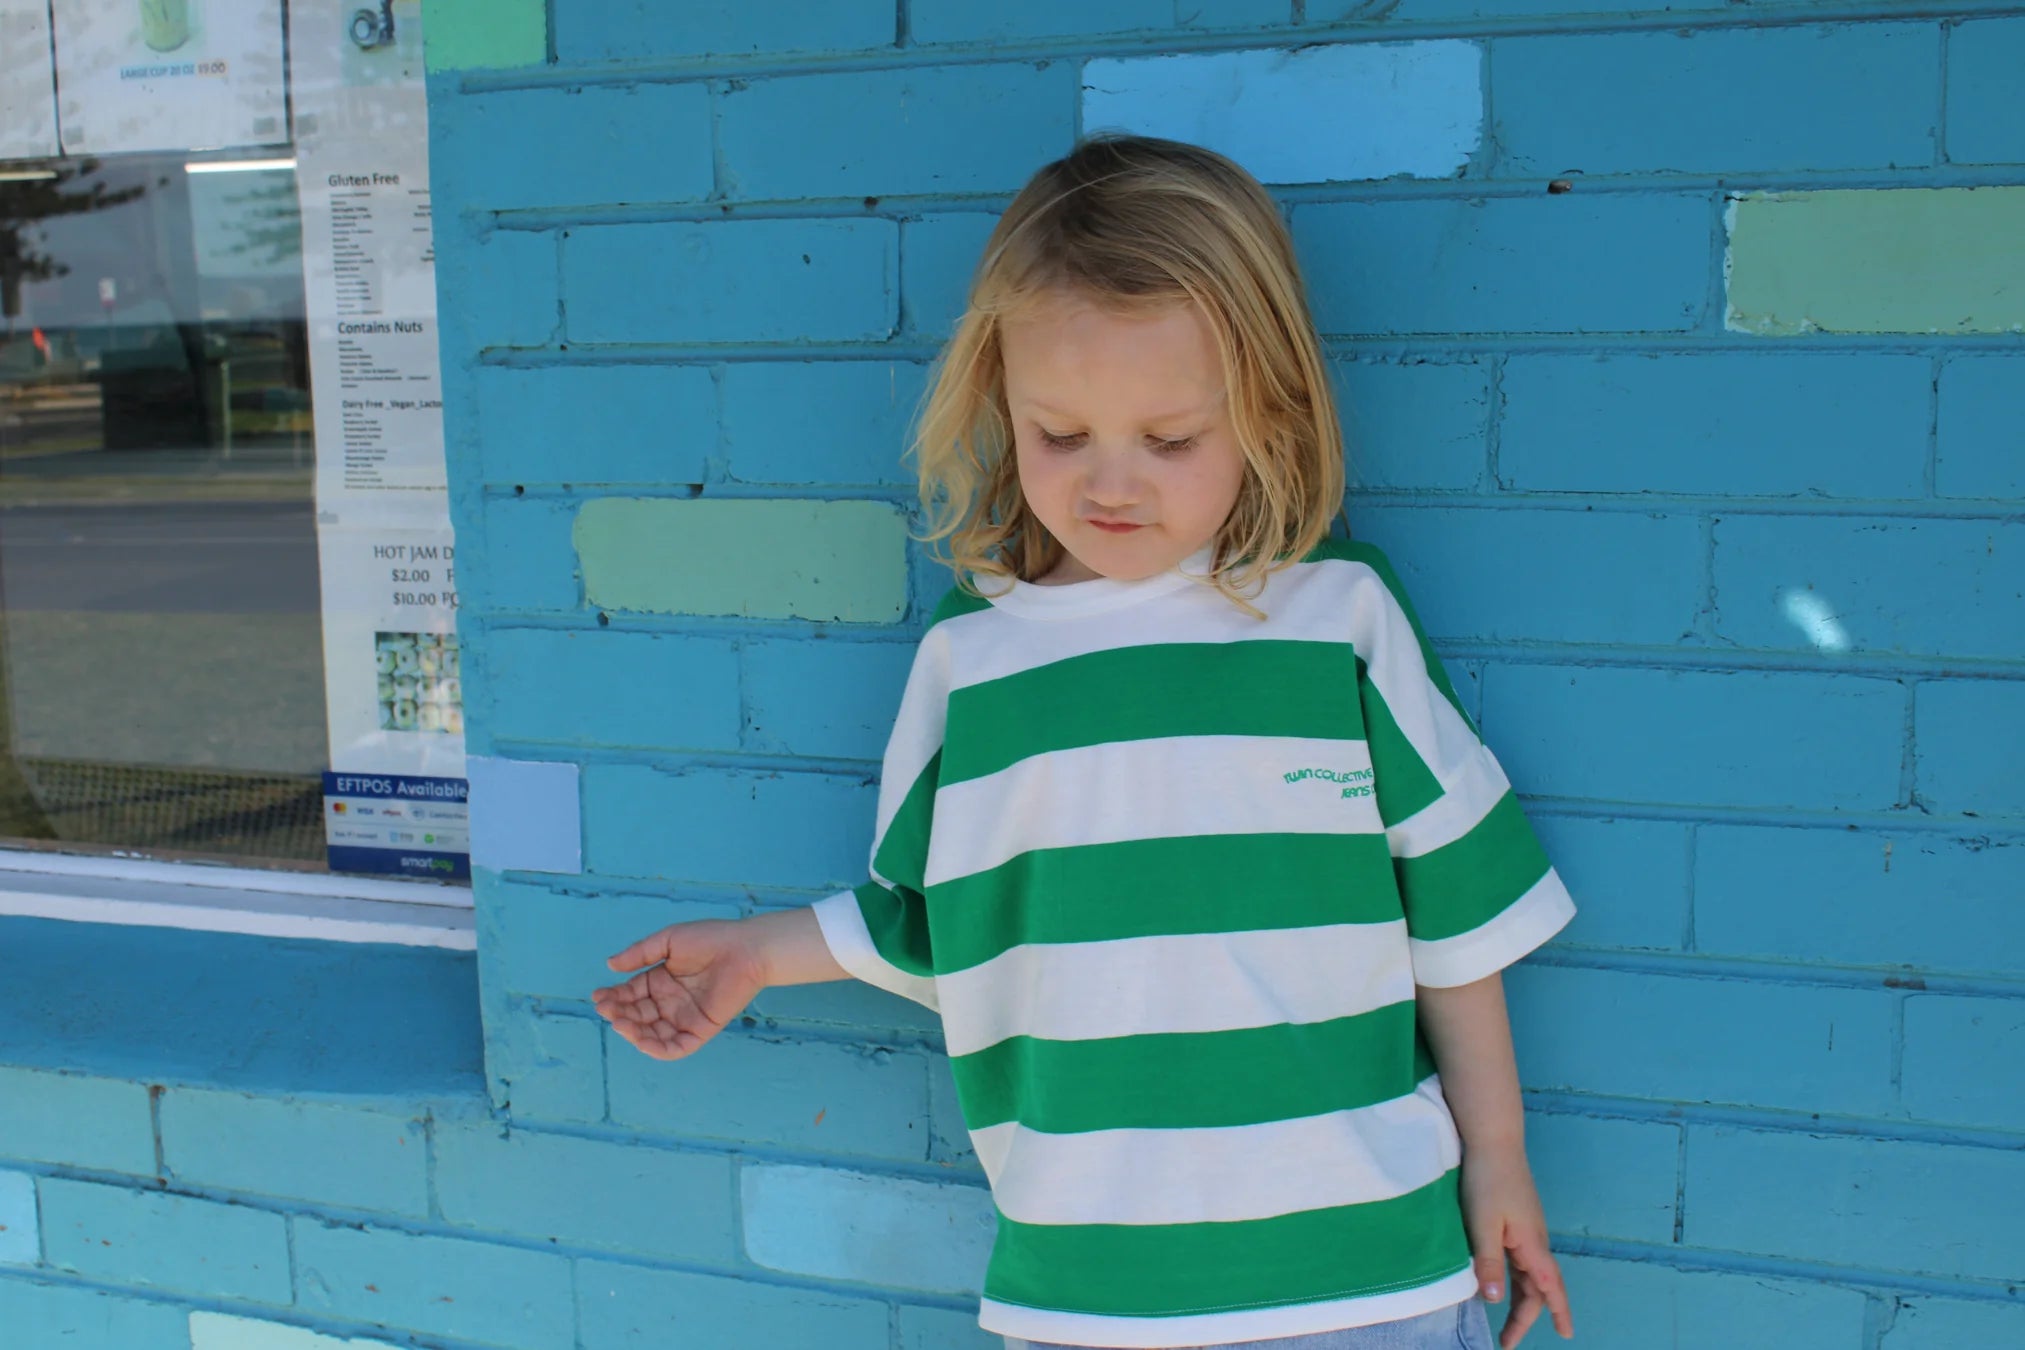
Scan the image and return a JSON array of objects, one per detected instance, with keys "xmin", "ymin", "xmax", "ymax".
[
  {"xmin": 742, "ymin": 1163, "xmax": 994, "ymax": 1295},
  {"xmin": 1883, "ymin": 1297, "xmax": 2025, "ymax": 1350},
  {"xmin": 436, "ymin": 227, "xmax": 558, "ymax": 353},
  {"xmin": 1936, "ymin": 354, "xmax": 2025, "ymax": 499},
  {"xmin": 718, "ymin": 64, "xmax": 1077, "ymax": 199},
  {"xmin": 741, "ymin": 638, "xmax": 914, "ymax": 761},
  {"xmin": 490, "ymin": 1009, "xmax": 606, "ymax": 1124},
  {"xmin": 563, "ymin": 220, "xmax": 898, "ymax": 345},
  {"xmin": 1531, "ymin": 815, "xmax": 1686, "ymax": 952},
  {"xmin": 472, "ymin": 364, "xmax": 715, "ymax": 486},
  {"xmin": 1494, "ymin": 25, "xmax": 1937, "ymax": 176},
  {"xmin": 1546, "ymin": 1253, "xmax": 1867, "ymax": 1350},
  {"xmin": 1180, "ymin": 0, "xmax": 1292, "ymax": 26},
  {"xmin": 1713, "ymin": 518, "xmax": 2024, "ymax": 660},
  {"xmin": 578, "ymin": 1258, "xmax": 889, "ymax": 1350},
  {"xmin": 1900, "ymin": 994, "xmax": 2025, "ymax": 1129},
  {"xmin": 189, "ymin": 1311, "xmax": 401, "ymax": 1349},
  {"xmin": 473, "ymin": 498, "xmax": 579, "ymax": 613},
  {"xmin": 1343, "ymin": 506, "xmax": 1702, "ymax": 645},
  {"xmin": 750, "ymin": 977, "xmax": 943, "ymax": 1039},
  {"xmin": 915, "ymin": 0, "xmax": 1169, "ymax": 43},
  {"xmin": 900, "ymin": 1304, "xmax": 1002, "ymax": 1350},
  {"xmin": 158, "ymin": 1090, "xmax": 427, "ymax": 1217},
  {"xmin": 487, "ymin": 628, "xmax": 740, "ymax": 748},
  {"xmin": 901, "ymin": 213, "xmax": 999, "ymax": 340},
  {"xmin": 1505, "ymin": 965, "xmax": 1896, "ymax": 1116},
  {"xmin": 554, "ymin": 0, "xmax": 894, "ymax": 63},
  {"xmin": 1685, "ymin": 1126, "xmax": 2025, "ymax": 1280},
  {"xmin": 1335, "ymin": 359, "xmax": 1489, "ymax": 491},
  {"xmin": 40, "ymin": 1178, "xmax": 290, "ymax": 1304},
  {"xmin": 484, "ymin": 876, "xmax": 735, "ymax": 1002},
  {"xmin": 1085, "ymin": 43, "xmax": 1482, "ymax": 184},
  {"xmin": 583, "ymin": 765, "xmax": 874, "ymax": 888},
  {"xmin": 1480, "ymin": 665, "xmax": 1905, "ymax": 812},
  {"xmin": 1523, "ymin": 1114, "xmax": 1678, "ymax": 1244},
  {"xmin": 927, "ymin": 1053, "xmax": 979, "ymax": 1171},
  {"xmin": 1497, "ymin": 353, "xmax": 1931, "ymax": 497},
  {"xmin": 1946, "ymin": 17, "xmax": 2025, "ymax": 166},
  {"xmin": 0, "ymin": 1169, "xmax": 35, "ymax": 1264},
  {"xmin": 0, "ymin": 1067, "xmax": 154, "ymax": 1173},
  {"xmin": 0, "ymin": 1276, "xmax": 190, "ymax": 1348},
  {"xmin": 719, "ymin": 361, "xmax": 924, "ymax": 488},
  {"xmin": 432, "ymin": 84, "xmax": 712, "ymax": 213},
  {"xmin": 1695, "ymin": 827, "xmax": 2024, "ymax": 977},
  {"xmin": 1915, "ymin": 679, "xmax": 2025, "ymax": 817},
  {"xmin": 436, "ymin": 1125, "xmax": 735, "ymax": 1262},
  {"xmin": 468, "ymin": 755, "xmax": 582, "ymax": 874},
  {"xmin": 1295, "ymin": 196, "xmax": 1708, "ymax": 335},
  {"xmin": 607, "ymin": 1029, "xmax": 930, "ymax": 1162},
  {"xmin": 294, "ymin": 1220, "xmax": 574, "ymax": 1350}
]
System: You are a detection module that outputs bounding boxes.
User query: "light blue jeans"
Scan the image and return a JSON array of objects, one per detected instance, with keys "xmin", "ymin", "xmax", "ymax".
[{"xmin": 1006, "ymin": 1297, "xmax": 1497, "ymax": 1350}]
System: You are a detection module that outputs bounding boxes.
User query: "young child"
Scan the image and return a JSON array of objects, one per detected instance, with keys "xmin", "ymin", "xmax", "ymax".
[{"xmin": 594, "ymin": 134, "xmax": 1579, "ymax": 1350}]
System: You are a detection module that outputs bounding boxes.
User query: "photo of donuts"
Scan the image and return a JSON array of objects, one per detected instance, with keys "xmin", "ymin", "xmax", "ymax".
[{"xmin": 374, "ymin": 631, "xmax": 463, "ymax": 735}]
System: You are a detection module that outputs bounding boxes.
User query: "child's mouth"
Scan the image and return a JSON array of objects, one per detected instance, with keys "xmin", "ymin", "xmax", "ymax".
[{"xmin": 1089, "ymin": 520, "xmax": 1145, "ymax": 534}]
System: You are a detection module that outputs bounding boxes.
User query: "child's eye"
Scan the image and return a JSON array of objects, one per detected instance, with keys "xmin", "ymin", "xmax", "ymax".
[
  {"xmin": 1039, "ymin": 430, "xmax": 1085, "ymax": 450},
  {"xmin": 1152, "ymin": 435, "xmax": 1199, "ymax": 455}
]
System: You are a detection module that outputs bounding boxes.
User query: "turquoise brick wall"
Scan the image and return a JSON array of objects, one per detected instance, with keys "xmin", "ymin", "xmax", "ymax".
[{"xmin": 1, "ymin": 3, "xmax": 2020, "ymax": 1348}]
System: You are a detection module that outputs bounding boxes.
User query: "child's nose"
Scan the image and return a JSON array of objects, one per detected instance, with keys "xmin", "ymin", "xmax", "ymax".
[{"xmin": 1083, "ymin": 451, "xmax": 1143, "ymax": 505}]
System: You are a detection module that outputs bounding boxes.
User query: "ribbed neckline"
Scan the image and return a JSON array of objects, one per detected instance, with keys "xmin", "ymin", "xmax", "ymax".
[{"xmin": 975, "ymin": 546, "xmax": 1217, "ymax": 620}]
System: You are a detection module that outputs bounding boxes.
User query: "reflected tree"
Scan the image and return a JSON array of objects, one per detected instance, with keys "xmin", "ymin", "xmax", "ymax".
[{"xmin": 0, "ymin": 159, "xmax": 146, "ymax": 337}]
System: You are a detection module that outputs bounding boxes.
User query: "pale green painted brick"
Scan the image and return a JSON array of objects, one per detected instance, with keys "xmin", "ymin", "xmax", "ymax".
[
  {"xmin": 1726, "ymin": 187, "xmax": 2025, "ymax": 335},
  {"xmin": 190, "ymin": 1311, "xmax": 399, "ymax": 1349},
  {"xmin": 575, "ymin": 498, "xmax": 909, "ymax": 622},
  {"xmin": 0, "ymin": 1066, "xmax": 155, "ymax": 1174},
  {"xmin": 424, "ymin": 0, "xmax": 545, "ymax": 72}
]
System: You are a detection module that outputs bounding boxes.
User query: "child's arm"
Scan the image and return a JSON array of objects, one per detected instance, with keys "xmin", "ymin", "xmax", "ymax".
[
  {"xmin": 1417, "ymin": 973, "xmax": 1575, "ymax": 1348},
  {"xmin": 593, "ymin": 908, "xmax": 848, "ymax": 1061}
]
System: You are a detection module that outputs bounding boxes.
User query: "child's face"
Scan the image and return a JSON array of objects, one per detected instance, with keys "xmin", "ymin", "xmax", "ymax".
[{"xmin": 1001, "ymin": 290, "xmax": 1245, "ymax": 586}]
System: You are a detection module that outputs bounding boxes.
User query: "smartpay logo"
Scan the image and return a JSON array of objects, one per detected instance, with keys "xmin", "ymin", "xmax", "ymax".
[{"xmin": 1282, "ymin": 766, "xmax": 1375, "ymax": 799}]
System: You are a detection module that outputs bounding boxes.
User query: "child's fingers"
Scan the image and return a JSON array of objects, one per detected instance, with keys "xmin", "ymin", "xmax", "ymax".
[
  {"xmin": 1466, "ymin": 1216, "xmax": 1507, "ymax": 1304},
  {"xmin": 1509, "ymin": 1233, "xmax": 1572, "ymax": 1340},
  {"xmin": 606, "ymin": 928, "xmax": 673, "ymax": 973},
  {"xmin": 1497, "ymin": 1286, "xmax": 1545, "ymax": 1350}
]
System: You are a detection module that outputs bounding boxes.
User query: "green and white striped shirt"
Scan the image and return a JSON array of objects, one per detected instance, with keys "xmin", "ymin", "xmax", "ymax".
[{"xmin": 813, "ymin": 538, "xmax": 1575, "ymax": 1348}]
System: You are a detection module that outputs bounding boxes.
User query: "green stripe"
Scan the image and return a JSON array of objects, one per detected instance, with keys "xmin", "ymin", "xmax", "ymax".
[
  {"xmin": 952, "ymin": 1001, "xmax": 1432, "ymax": 1133},
  {"xmin": 928, "ymin": 833, "xmax": 1400, "ymax": 974},
  {"xmin": 871, "ymin": 752, "xmax": 939, "ymax": 890},
  {"xmin": 1357, "ymin": 658, "xmax": 1443, "ymax": 827},
  {"xmin": 854, "ymin": 881, "xmax": 934, "ymax": 978},
  {"xmin": 941, "ymin": 641, "xmax": 1362, "ymax": 785},
  {"xmin": 986, "ymin": 1170, "xmax": 1470, "ymax": 1317},
  {"xmin": 1397, "ymin": 792, "xmax": 1552, "ymax": 942}
]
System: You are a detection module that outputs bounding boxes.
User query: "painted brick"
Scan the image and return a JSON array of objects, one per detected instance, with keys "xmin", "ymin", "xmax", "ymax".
[
  {"xmin": 554, "ymin": 0, "xmax": 893, "ymax": 63},
  {"xmin": 575, "ymin": 497, "xmax": 909, "ymax": 622},
  {"xmin": 1946, "ymin": 17, "xmax": 2025, "ymax": 166},
  {"xmin": 1900, "ymin": 994, "xmax": 2025, "ymax": 1129},
  {"xmin": 472, "ymin": 364, "xmax": 715, "ymax": 487},
  {"xmin": 750, "ymin": 978, "xmax": 944, "ymax": 1039},
  {"xmin": 159, "ymin": 1089, "xmax": 428, "ymax": 1217},
  {"xmin": 718, "ymin": 360, "xmax": 924, "ymax": 488},
  {"xmin": 0, "ymin": 1276, "xmax": 189, "ymax": 1347},
  {"xmin": 190, "ymin": 1312, "xmax": 400, "ymax": 1349},
  {"xmin": 1505, "ymin": 965, "xmax": 1896, "ymax": 1116},
  {"xmin": 490, "ymin": 1009, "xmax": 606, "ymax": 1124},
  {"xmin": 0, "ymin": 1168, "xmax": 35, "ymax": 1264},
  {"xmin": 607, "ymin": 1029, "xmax": 930, "ymax": 1162},
  {"xmin": 741, "ymin": 638, "xmax": 915, "ymax": 761},
  {"xmin": 1479, "ymin": 665, "xmax": 1905, "ymax": 812},
  {"xmin": 436, "ymin": 1125, "xmax": 736, "ymax": 1262},
  {"xmin": 1179, "ymin": 0, "xmax": 1292, "ymax": 25},
  {"xmin": 1546, "ymin": 1253, "xmax": 1868, "ymax": 1350},
  {"xmin": 484, "ymin": 877, "xmax": 736, "ymax": 1003},
  {"xmin": 1296, "ymin": 196, "xmax": 1708, "ymax": 336},
  {"xmin": 468, "ymin": 755, "xmax": 582, "ymax": 874},
  {"xmin": 1084, "ymin": 43, "xmax": 1482, "ymax": 184},
  {"xmin": 583, "ymin": 765, "xmax": 873, "ymax": 889},
  {"xmin": 40, "ymin": 1178, "xmax": 290, "ymax": 1304},
  {"xmin": 294, "ymin": 1220, "xmax": 574, "ymax": 1350},
  {"xmin": 1342, "ymin": 506, "xmax": 1702, "ymax": 645},
  {"xmin": 433, "ymin": 227, "xmax": 557, "ymax": 353},
  {"xmin": 578, "ymin": 1258, "xmax": 889, "ymax": 1350},
  {"xmin": 927, "ymin": 1053, "xmax": 979, "ymax": 1170},
  {"xmin": 914, "ymin": 0, "xmax": 1170, "ymax": 43},
  {"xmin": 1531, "ymin": 815, "xmax": 1686, "ymax": 952},
  {"xmin": 1495, "ymin": 25, "xmax": 1936, "ymax": 177},
  {"xmin": 1882, "ymin": 1296, "xmax": 2025, "ymax": 1350},
  {"xmin": 1915, "ymin": 679, "xmax": 2025, "ymax": 817},
  {"xmin": 1726, "ymin": 187, "xmax": 2025, "ymax": 335},
  {"xmin": 473, "ymin": 498, "xmax": 579, "ymax": 614},
  {"xmin": 1685, "ymin": 1126, "xmax": 2025, "ymax": 1280},
  {"xmin": 1712, "ymin": 517, "xmax": 2025, "ymax": 660},
  {"xmin": 902, "ymin": 213, "xmax": 998, "ymax": 340},
  {"xmin": 899, "ymin": 1304, "xmax": 1002, "ymax": 1350},
  {"xmin": 1936, "ymin": 354, "xmax": 2025, "ymax": 500},
  {"xmin": 1497, "ymin": 353, "xmax": 1931, "ymax": 498},
  {"xmin": 718, "ymin": 64, "xmax": 1077, "ymax": 199},
  {"xmin": 432, "ymin": 84, "xmax": 711, "ymax": 213},
  {"xmin": 1522, "ymin": 1114, "xmax": 1678, "ymax": 1244},
  {"xmin": 0, "ymin": 1067, "xmax": 154, "ymax": 1174},
  {"xmin": 1335, "ymin": 359, "xmax": 1489, "ymax": 492},
  {"xmin": 486, "ymin": 628, "xmax": 740, "ymax": 748},
  {"xmin": 563, "ymin": 220, "xmax": 898, "ymax": 345},
  {"xmin": 423, "ymin": 0, "xmax": 544, "ymax": 73},
  {"xmin": 1695, "ymin": 827, "xmax": 2024, "ymax": 977},
  {"xmin": 741, "ymin": 1163, "xmax": 994, "ymax": 1295}
]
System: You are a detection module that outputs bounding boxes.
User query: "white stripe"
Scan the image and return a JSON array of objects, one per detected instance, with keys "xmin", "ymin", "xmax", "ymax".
[
  {"xmin": 939, "ymin": 921, "xmax": 1411, "ymax": 1057},
  {"xmin": 924, "ymin": 735, "xmax": 1380, "ymax": 888},
  {"xmin": 969, "ymin": 1075, "xmax": 1461, "ymax": 1225},
  {"xmin": 1387, "ymin": 742, "xmax": 1510, "ymax": 859},
  {"xmin": 870, "ymin": 625, "xmax": 953, "ymax": 849},
  {"xmin": 1409, "ymin": 868, "xmax": 1576, "ymax": 989},
  {"xmin": 810, "ymin": 890, "xmax": 939, "ymax": 1011}
]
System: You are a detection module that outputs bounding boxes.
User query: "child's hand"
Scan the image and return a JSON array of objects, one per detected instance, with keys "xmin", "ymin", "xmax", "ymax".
[
  {"xmin": 593, "ymin": 919, "xmax": 768, "ymax": 1061},
  {"xmin": 1460, "ymin": 1145, "xmax": 1574, "ymax": 1347}
]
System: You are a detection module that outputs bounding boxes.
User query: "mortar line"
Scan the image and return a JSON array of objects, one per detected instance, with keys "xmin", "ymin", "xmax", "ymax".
[{"xmin": 1925, "ymin": 353, "xmax": 1943, "ymax": 498}]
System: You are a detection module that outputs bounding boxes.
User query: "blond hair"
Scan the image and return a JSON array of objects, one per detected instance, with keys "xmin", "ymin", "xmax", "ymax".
[{"xmin": 910, "ymin": 134, "xmax": 1345, "ymax": 610}]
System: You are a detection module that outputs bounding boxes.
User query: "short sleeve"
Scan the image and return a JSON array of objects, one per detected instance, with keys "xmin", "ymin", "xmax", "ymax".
[{"xmin": 1340, "ymin": 544, "xmax": 1576, "ymax": 987}]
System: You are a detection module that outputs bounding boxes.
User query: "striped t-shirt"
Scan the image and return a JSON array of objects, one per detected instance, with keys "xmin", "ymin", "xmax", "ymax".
[{"xmin": 812, "ymin": 538, "xmax": 1575, "ymax": 1348}]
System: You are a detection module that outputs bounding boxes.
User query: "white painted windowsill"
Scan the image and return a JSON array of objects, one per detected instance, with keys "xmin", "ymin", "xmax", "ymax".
[{"xmin": 0, "ymin": 848, "xmax": 475, "ymax": 950}]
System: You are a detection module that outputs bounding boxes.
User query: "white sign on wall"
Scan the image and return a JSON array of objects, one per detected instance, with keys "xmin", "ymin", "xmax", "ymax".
[
  {"xmin": 0, "ymin": 2, "xmax": 59, "ymax": 158},
  {"xmin": 51, "ymin": 0, "xmax": 287, "ymax": 155}
]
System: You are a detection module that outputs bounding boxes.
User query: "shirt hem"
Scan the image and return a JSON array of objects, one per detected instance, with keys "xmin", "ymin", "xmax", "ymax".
[{"xmin": 809, "ymin": 890, "xmax": 940, "ymax": 1011}]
